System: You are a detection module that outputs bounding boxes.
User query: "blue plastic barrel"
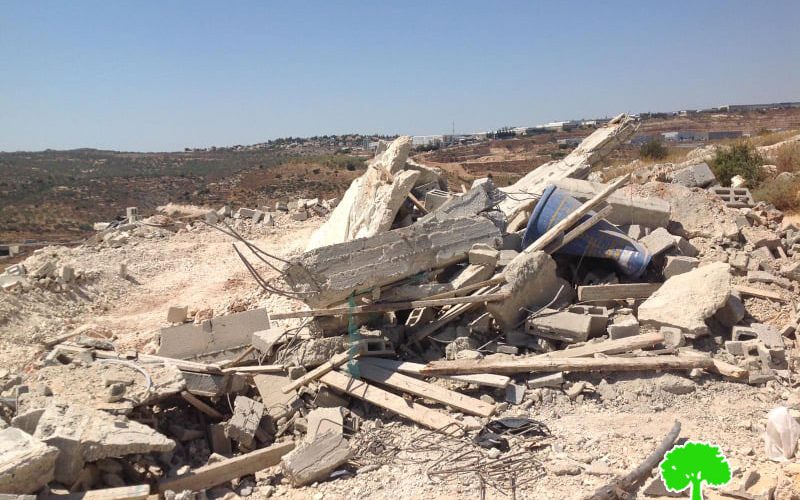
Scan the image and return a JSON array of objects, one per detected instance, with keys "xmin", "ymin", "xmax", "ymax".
[{"xmin": 522, "ymin": 185, "xmax": 652, "ymax": 277}]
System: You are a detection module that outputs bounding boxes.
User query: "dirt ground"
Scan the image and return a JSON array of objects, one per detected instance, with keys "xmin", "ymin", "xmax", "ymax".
[{"xmin": 3, "ymin": 207, "xmax": 800, "ymax": 499}]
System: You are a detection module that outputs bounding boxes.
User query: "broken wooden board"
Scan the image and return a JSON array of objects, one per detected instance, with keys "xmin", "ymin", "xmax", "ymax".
[
  {"xmin": 734, "ymin": 285, "xmax": 787, "ymax": 302},
  {"xmin": 536, "ymin": 331, "xmax": 665, "ymax": 359},
  {"xmin": 157, "ymin": 442, "xmax": 294, "ymax": 493},
  {"xmin": 319, "ymin": 370, "xmax": 463, "ymax": 434},
  {"xmin": 420, "ymin": 354, "xmax": 713, "ymax": 376},
  {"xmin": 40, "ymin": 485, "xmax": 150, "ymax": 500},
  {"xmin": 358, "ymin": 356, "xmax": 510, "ymax": 388},
  {"xmin": 577, "ymin": 283, "xmax": 662, "ymax": 302},
  {"xmin": 353, "ymin": 360, "xmax": 495, "ymax": 418}
]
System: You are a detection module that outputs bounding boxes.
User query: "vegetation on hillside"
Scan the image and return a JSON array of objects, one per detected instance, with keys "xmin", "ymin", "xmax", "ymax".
[
  {"xmin": 639, "ymin": 139, "xmax": 668, "ymax": 160},
  {"xmin": 710, "ymin": 142, "xmax": 764, "ymax": 187}
]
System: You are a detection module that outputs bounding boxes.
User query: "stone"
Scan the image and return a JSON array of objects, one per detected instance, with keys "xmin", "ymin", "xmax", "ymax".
[
  {"xmin": 0, "ymin": 427, "xmax": 59, "ymax": 494},
  {"xmin": 275, "ymin": 201, "xmax": 288, "ymax": 212},
  {"xmin": 662, "ymin": 256, "xmax": 699, "ymax": 279},
  {"xmin": 658, "ymin": 374, "xmax": 696, "ymax": 395},
  {"xmin": 730, "ymin": 252, "xmax": 749, "ymax": 271},
  {"xmin": 670, "ymin": 162, "xmax": 716, "ymax": 188},
  {"xmin": 714, "ymin": 294, "xmax": 745, "ymax": 327},
  {"xmin": 253, "ymin": 374, "xmax": 300, "ymax": 421},
  {"xmin": 289, "ymin": 336, "xmax": 349, "ymax": 368},
  {"xmin": 781, "ymin": 262, "xmax": 800, "ymax": 282},
  {"xmin": 750, "ymin": 323, "xmax": 785, "ymax": 349},
  {"xmin": 205, "ymin": 211, "xmax": 219, "ymax": 224},
  {"xmin": 262, "ymin": 212, "xmax": 275, "ymax": 227},
  {"xmin": 527, "ymin": 372, "xmax": 564, "ymax": 389},
  {"xmin": 251, "ymin": 328, "xmax": 284, "ymax": 355},
  {"xmin": 468, "ymin": 243, "xmax": 500, "ymax": 267},
  {"xmin": 59, "ymin": 265, "xmax": 75, "ymax": 283},
  {"xmin": 281, "ymin": 432, "xmax": 352, "ymax": 487},
  {"xmin": 660, "ymin": 327, "xmax": 686, "ymax": 348},
  {"xmin": 450, "ymin": 263, "xmax": 494, "ymax": 290},
  {"xmin": 33, "ymin": 402, "xmax": 174, "ymax": 484},
  {"xmin": 526, "ymin": 308, "xmax": 594, "ymax": 343},
  {"xmin": 487, "ymin": 251, "xmax": 573, "ymax": 331},
  {"xmin": 607, "ymin": 315, "xmax": 640, "ymax": 339},
  {"xmin": 638, "ymin": 262, "xmax": 732, "ymax": 336},
  {"xmin": 505, "ymin": 383, "xmax": 525, "ymax": 405},
  {"xmin": 741, "ymin": 226, "xmax": 781, "ymax": 249},
  {"xmin": 32, "ymin": 261, "xmax": 55, "ymax": 279},
  {"xmin": 419, "ymin": 178, "xmax": 502, "ymax": 223},
  {"xmin": 290, "ymin": 209, "xmax": 308, "ymax": 221},
  {"xmin": 747, "ymin": 270, "xmax": 792, "ymax": 289},
  {"xmin": 167, "ymin": 305, "xmax": 189, "ymax": 324},
  {"xmin": 639, "ymin": 227, "xmax": 676, "ymax": 256},
  {"xmin": 285, "ymin": 216, "xmax": 502, "ymax": 307},
  {"xmin": 625, "ymin": 224, "xmax": 646, "ymax": 240},
  {"xmin": 305, "ymin": 407, "xmax": 344, "ymax": 442},
  {"xmin": 287, "ymin": 366, "xmax": 306, "ymax": 380},
  {"xmin": 313, "ymin": 387, "xmax": 349, "ymax": 409},
  {"xmin": 226, "ymin": 396, "xmax": 264, "ymax": 447}
]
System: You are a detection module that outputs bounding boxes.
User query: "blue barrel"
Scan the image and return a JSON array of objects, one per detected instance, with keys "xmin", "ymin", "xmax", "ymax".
[{"xmin": 522, "ymin": 185, "xmax": 651, "ymax": 277}]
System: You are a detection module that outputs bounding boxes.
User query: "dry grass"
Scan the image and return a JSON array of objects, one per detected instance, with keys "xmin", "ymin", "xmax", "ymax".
[
  {"xmin": 775, "ymin": 142, "xmax": 800, "ymax": 173},
  {"xmin": 156, "ymin": 203, "xmax": 211, "ymax": 218},
  {"xmin": 753, "ymin": 176, "xmax": 800, "ymax": 211},
  {"xmin": 749, "ymin": 129, "xmax": 800, "ymax": 147}
]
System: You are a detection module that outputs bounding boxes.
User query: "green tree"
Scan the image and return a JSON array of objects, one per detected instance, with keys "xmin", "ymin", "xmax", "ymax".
[{"xmin": 660, "ymin": 441, "xmax": 731, "ymax": 500}]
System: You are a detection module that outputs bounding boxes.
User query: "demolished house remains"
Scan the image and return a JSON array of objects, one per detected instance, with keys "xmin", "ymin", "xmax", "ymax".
[{"xmin": 3, "ymin": 113, "xmax": 800, "ymax": 498}]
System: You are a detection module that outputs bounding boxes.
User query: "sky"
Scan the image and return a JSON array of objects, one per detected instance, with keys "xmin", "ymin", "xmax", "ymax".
[{"xmin": 1, "ymin": 1, "xmax": 799, "ymax": 152}]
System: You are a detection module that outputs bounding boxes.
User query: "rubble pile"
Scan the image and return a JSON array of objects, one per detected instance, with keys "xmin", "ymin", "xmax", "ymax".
[{"xmin": 2, "ymin": 114, "xmax": 800, "ymax": 498}]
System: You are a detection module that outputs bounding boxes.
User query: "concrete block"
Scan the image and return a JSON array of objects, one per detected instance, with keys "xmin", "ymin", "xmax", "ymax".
[
  {"xmin": 639, "ymin": 227, "xmax": 676, "ymax": 256},
  {"xmin": 305, "ymin": 407, "xmax": 344, "ymax": 442},
  {"xmin": 625, "ymin": 224, "xmax": 647, "ymax": 240},
  {"xmin": 670, "ymin": 162, "xmax": 716, "ymax": 188},
  {"xmin": 253, "ymin": 373, "xmax": 300, "ymax": 421},
  {"xmin": 663, "ymin": 256, "xmax": 699, "ymax": 279},
  {"xmin": 126, "ymin": 207, "xmax": 138, "ymax": 223},
  {"xmin": 526, "ymin": 308, "xmax": 594, "ymax": 343},
  {"xmin": 0, "ymin": 428, "xmax": 59, "ymax": 494},
  {"xmin": 729, "ymin": 252, "xmax": 749, "ymax": 271},
  {"xmin": 424, "ymin": 189, "xmax": 451, "ymax": 211},
  {"xmin": 226, "ymin": 396, "xmax": 264, "ymax": 447},
  {"xmin": 674, "ymin": 236, "xmax": 699, "ymax": 257},
  {"xmin": 59, "ymin": 265, "xmax": 75, "ymax": 282},
  {"xmin": 741, "ymin": 226, "xmax": 781, "ymax": 249},
  {"xmin": 284, "ymin": 216, "xmax": 502, "ymax": 307},
  {"xmin": 32, "ymin": 261, "xmax": 55, "ymax": 279},
  {"xmin": 290, "ymin": 209, "xmax": 308, "ymax": 221},
  {"xmin": 275, "ymin": 201, "xmax": 289, "ymax": 212},
  {"xmin": 731, "ymin": 326, "xmax": 758, "ymax": 343},
  {"xmin": 313, "ymin": 387, "xmax": 349, "ymax": 409},
  {"xmin": 607, "ymin": 315, "xmax": 640, "ymax": 339},
  {"xmin": 714, "ymin": 294, "xmax": 745, "ymax": 327},
  {"xmin": 468, "ymin": 243, "xmax": 499, "ymax": 267},
  {"xmin": 208, "ymin": 423, "xmax": 232, "ymax": 457},
  {"xmin": 158, "ymin": 309, "xmax": 271, "ymax": 361},
  {"xmin": 505, "ymin": 383, "xmax": 526, "ymax": 405},
  {"xmin": 750, "ymin": 323, "xmax": 784, "ymax": 349},
  {"xmin": 757, "ymin": 343, "xmax": 787, "ymax": 369},
  {"xmin": 451, "ymin": 263, "xmax": 494, "ymax": 289},
  {"xmin": 251, "ymin": 209, "xmax": 264, "ymax": 222},
  {"xmin": 553, "ymin": 177, "xmax": 671, "ymax": 227},
  {"xmin": 217, "ymin": 205, "xmax": 232, "ymax": 217},
  {"xmin": 567, "ymin": 305, "xmax": 610, "ymax": 337},
  {"xmin": 281, "ymin": 432, "xmax": 352, "ymax": 487},
  {"xmin": 497, "ymin": 249, "xmax": 519, "ymax": 267},
  {"xmin": 263, "ymin": 212, "xmax": 275, "ymax": 226},
  {"xmin": 166, "ymin": 305, "xmax": 188, "ymax": 324},
  {"xmin": 709, "ymin": 187, "xmax": 754, "ymax": 208},
  {"xmin": 527, "ymin": 372, "xmax": 564, "ymax": 389},
  {"xmin": 747, "ymin": 270, "xmax": 792, "ymax": 289}
]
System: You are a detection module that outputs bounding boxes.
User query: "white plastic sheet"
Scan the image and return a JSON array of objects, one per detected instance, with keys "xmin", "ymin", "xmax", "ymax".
[{"xmin": 764, "ymin": 406, "xmax": 800, "ymax": 461}]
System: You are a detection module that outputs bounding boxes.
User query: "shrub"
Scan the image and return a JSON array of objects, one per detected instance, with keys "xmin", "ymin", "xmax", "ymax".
[
  {"xmin": 710, "ymin": 142, "xmax": 764, "ymax": 187},
  {"xmin": 775, "ymin": 143, "xmax": 800, "ymax": 173},
  {"xmin": 753, "ymin": 176, "xmax": 800, "ymax": 211},
  {"xmin": 639, "ymin": 139, "xmax": 668, "ymax": 160}
]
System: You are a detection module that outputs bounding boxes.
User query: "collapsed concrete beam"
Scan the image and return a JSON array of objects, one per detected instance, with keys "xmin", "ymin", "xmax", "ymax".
[
  {"xmin": 498, "ymin": 114, "xmax": 638, "ymax": 222},
  {"xmin": 552, "ymin": 178, "xmax": 671, "ymax": 228},
  {"xmin": 284, "ymin": 217, "xmax": 502, "ymax": 307},
  {"xmin": 305, "ymin": 136, "xmax": 416, "ymax": 251}
]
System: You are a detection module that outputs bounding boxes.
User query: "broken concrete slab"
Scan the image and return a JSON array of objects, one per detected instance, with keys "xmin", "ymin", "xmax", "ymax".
[
  {"xmin": 251, "ymin": 328, "xmax": 284, "ymax": 355},
  {"xmin": 639, "ymin": 227, "xmax": 676, "ymax": 256},
  {"xmin": 33, "ymin": 401, "xmax": 174, "ymax": 484},
  {"xmin": 284, "ymin": 216, "xmax": 502, "ymax": 307},
  {"xmin": 741, "ymin": 226, "xmax": 782, "ymax": 249},
  {"xmin": 166, "ymin": 305, "xmax": 188, "ymax": 324},
  {"xmin": 305, "ymin": 407, "xmax": 344, "ymax": 443},
  {"xmin": 662, "ymin": 255, "xmax": 699, "ymax": 279},
  {"xmin": 552, "ymin": 177, "xmax": 671, "ymax": 228},
  {"xmin": 0, "ymin": 427, "xmax": 59, "ymax": 494},
  {"xmin": 638, "ymin": 262, "xmax": 732, "ymax": 336},
  {"xmin": 527, "ymin": 372, "xmax": 564, "ymax": 389},
  {"xmin": 566, "ymin": 305, "xmax": 610, "ymax": 337},
  {"xmin": 158, "ymin": 309, "xmax": 270, "ymax": 361},
  {"xmin": 281, "ymin": 432, "xmax": 352, "ymax": 487},
  {"xmin": 418, "ymin": 178, "xmax": 503, "ymax": 223},
  {"xmin": 289, "ymin": 336, "xmax": 349, "ymax": 368},
  {"xmin": 487, "ymin": 250, "xmax": 574, "ymax": 331},
  {"xmin": 225, "ymin": 396, "xmax": 264, "ymax": 447},
  {"xmin": 305, "ymin": 136, "xmax": 416, "ymax": 251},
  {"xmin": 468, "ymin": 243, "xmax": 500, "ymax": 267},
  {"xmin": 253, "ymin": 373, "xmax": 300, "ymax": 421}
]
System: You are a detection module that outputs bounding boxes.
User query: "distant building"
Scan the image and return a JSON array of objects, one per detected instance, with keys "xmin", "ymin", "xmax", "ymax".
[{"xmin": 708, "ymin": 131, "xmax": 743, "ymax": 140}]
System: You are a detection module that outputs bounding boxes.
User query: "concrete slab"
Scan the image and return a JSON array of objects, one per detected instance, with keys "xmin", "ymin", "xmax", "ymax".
[{"xmin": 157, "ymin": 309, "xmax": 271, "ymax": 360}]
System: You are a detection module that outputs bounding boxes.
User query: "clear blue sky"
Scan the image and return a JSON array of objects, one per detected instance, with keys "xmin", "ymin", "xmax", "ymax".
[{"xmin": 2, "ymin": 0, "xmax": 799, "ymax": 152}]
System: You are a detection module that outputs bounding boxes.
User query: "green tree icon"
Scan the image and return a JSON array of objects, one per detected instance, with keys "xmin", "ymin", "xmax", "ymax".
[{"xmin": 660, "ymin": 441, "xmax": 732, "ymax": 500}]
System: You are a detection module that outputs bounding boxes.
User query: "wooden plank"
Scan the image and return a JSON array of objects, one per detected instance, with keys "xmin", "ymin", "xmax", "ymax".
[
  {"xmin": 577, "ymin": 283, "xmax": 662, "ymax": 302},
  {"xmin": 40, "ymin": 485, "xmax": 150, "ymax": 500},
  {"xmin": 181, "ymin": 391, "xmax": 223, "ymax": 420},
  {"xmin": 407, "ymin": 192, "xmax": 429, "ymax": 214},
  {"xmin": 536, "ymin": 331, "xmax": 665, "ymax": 359},
  {"xmin": 94, "ymin": 350, "xmax": 223, "ymax": 375},
  {"xmin": 523, "ymin": 174, "xmax": 629, "ymax": 255},
  {"xmin": 420, "ymin": 354, "xmax": 713, "ymax": 376},
  {"xmin": 221, "ymin": 364, "xmax": 286, "ymax": 375},
  {"xmin": 423, "ymin": 275, "xmax": 506, "ymax": 301},
  {"xmin": 281, "ymin": 350, "xmax": 353, "ymax": 394},
  {"xmin": 157, "ymin": 442, "xmax": 294, "ymax": 493},
  {"xmin": 270, "ymin": 292, "xmax": 509, "ymax": 320},
  {"xmin": 734, "ymin": 285, "xmax": 787, "ymax": 302},
  {"xmin": 319, "ymin": 370, "xmax": 463, "ymax": 434},
  {"xmin": 354, "ymin": 360, "xmax": 495, "ymax": 418},
  {"xmin": 678, "ymin": 350, "xmax": 749, "ymax": 380},
  {"xmin": 359, "ymin": 357, "xmax": 510, "ymax": 388}
]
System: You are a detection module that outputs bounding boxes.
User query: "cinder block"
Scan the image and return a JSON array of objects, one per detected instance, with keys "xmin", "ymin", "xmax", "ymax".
[
  {"xmin": 662, "ymin": 256, "xmax": 699, "ymax": 279},
  {"xmin": 640, "ymin": 228, "xmax": 676, "ymax": 257},
  {"xmin": 166, "ymin": 305, "xmax": 189, "ymax": 324},
  {"xmin": 709, "ymin": 187, "xmax": 754, "ymax": 208},
  {"xmin": 468, "ymin": 244, "xmax": 499, "ymax": 267},
  {"xmin": 670, "ymin": 162, "xmax": 716, "ymax": 188},
  {"xmin": 225, "ymin": 396, "xmax": 264, "ymax": 447},
  {"xmin": 505, "ymin": 383, "xmax": 525, "ymax": 405},
  {"xmin": 566, "ymin": 305, "xmax": 610, "ymax": 337},
  {"xmin": 526, "ymin": 308, "xmax": 594, "ymax": 343},
  {"xmin": 607, "ymin": 315, "xmax": 640, "ymax": 339}
]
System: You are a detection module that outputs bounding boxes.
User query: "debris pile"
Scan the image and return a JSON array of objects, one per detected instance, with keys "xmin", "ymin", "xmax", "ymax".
[{"xmin": 2, "ymin": 114, "xmax": 800, "ymax": 498}]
